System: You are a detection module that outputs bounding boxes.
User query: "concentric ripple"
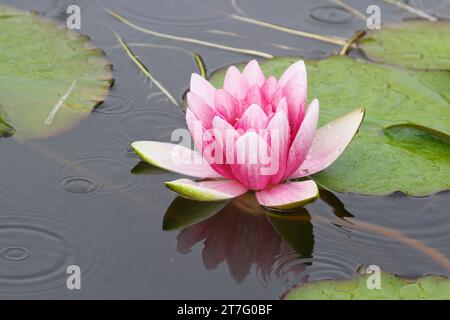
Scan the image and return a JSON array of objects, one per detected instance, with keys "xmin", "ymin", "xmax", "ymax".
[
  {"xmin": 0, "ymin": 213, "xmax": 109, "ymax": 298},
  {"xmin": 93, "ymin": 93, "xmax": 135, "ymax": 115},
  {"xmin": 103, "ymin": 107, "xmax": 186, "ymax": 147},
  {"xmin": 57, "ymin": 176, "xmax": 99, "ymax": 195},
  {"xmin": 209, "ymin": 193, "xmax": 450, "ymax": 295},
  {"xmin": 55, "ymin": 153, "xmax": 150, "ymax": 195},
  {"xmin": 0, "ymin": 245, "xmax": 32, "ymax": 262},
  {"xmin": 310, "ymin": 5, "xmax": 354, "ymax": 24}
]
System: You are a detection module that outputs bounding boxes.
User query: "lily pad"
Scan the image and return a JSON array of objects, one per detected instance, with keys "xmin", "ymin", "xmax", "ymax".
[
  {"xmin": 358, "ymin": 21, "xmax": 450, "ymax": 71},
  {"xmin": 284, "ymin": 272, "xmax": 450, "ymax": 300},
  {"xmin": 0, "ymin": 5, "xmax": 112, "ymax": 139},
  {"xmin": 209, "ymin": 56, "xmax": 450, "ymax": 195}
]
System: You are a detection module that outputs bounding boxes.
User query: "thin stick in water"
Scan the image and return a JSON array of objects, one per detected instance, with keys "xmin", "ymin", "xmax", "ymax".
[
  {"xmin": 229, "ymin": 14, "xmax": 348, "ymax": 46},
  {"xmin": 115, "ymin": 33, "xmax": 179, "ymax": 106},
  {"xmin": 114, "ymin": 43, "xmax": 207, "ymax": 78},
  {"xmin": 339, "ymin": 30, "xmax": 366, "ymax": 56},
  {"xmin": 382, "ymin": 0, "xmax": 438, "ymax": 21},
  {"xmin": 329, "ymin": 0, "xmax": 367, "ymax": 21},
  {"xmin": 106, "ymin": 9, "xmax": 274, "ymax": 59}
]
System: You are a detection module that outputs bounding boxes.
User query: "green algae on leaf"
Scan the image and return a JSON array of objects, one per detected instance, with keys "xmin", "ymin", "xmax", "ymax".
[
  {"xmin": 0, "ymin": 5, "xmax": 112, "ymax": 139},
  {"xmin": 285, "ymin": 272, "xmax": 450, "ymax": 300},
  {"xmin": 358, "ymin": 21, "xmax": 450, "ymax": 71},
  {"xmin": 209, "ymin": 56, "xmax": 450, "ymax": 196}
]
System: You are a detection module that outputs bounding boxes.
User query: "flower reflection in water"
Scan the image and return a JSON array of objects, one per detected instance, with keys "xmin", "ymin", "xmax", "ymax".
[{"xmin": 164, "ymin": 193, "xmax": 314, "ymax": 285}]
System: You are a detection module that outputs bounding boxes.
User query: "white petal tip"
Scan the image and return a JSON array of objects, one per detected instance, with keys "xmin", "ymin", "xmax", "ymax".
[{"xmin": 165, "ymin": 179, "xmax": 248, "ymax": 202}]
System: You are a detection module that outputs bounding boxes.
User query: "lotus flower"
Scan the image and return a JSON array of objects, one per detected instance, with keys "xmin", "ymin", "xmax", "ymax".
[{"xmin": 132, "ymin": 60, "xmax": 364, "ymax": 209}]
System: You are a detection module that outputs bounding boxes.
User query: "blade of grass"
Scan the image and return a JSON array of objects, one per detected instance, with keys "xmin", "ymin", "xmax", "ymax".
[
  {"xmin": 229, "ymin": 14, "xmax": 348, "ymax": 46},
  {"xmin": 112, "ymin": 43, "xmax": 208, "ymax": 78},
  {"xmin": 192, "ymin": 52, "xmax": 207, "ymax": 78},
  {"xmin": 381, "ymin": 0, "xmax": 438, "ymax": 21},
  {"xmin": 114, "ymin": 33, "xmax": 178, "ymax": 106},
  {"xmin": 106, "ymin": 9, "xmax": 274, "ymax": 59}
]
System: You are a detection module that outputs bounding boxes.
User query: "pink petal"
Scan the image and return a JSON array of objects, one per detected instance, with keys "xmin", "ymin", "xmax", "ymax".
[
  {"xmin": 186, "ymin": 108, "xmax": 204, "ymax": 152},
  {"xmin": 187, "ymin": 92, "xmax": 217, "ymax": 129},
  {"xmin": 275, "ymin": 97, "xmax": 288, "ymax": 114},
  {"xmin": 214, "ymin": 89, "xmax": 239, "ymax": 122},
  {"xmin": 283, "ymin": 99, "xmax": 319, "ymax": 179},
  {"xmin": 208, "ymin": 116, "xmax": 241, "ymax": 180},
  {"xmin": 190, "ymin": 73, "xmax": 216, "ymax": 107},
  {"xmin": 244, "ymin": 85, "xmax": 265, "ymax": 110},
  {"xmin": 242, "ymin": 59, "xmax": 265, "ymax": 87},
  {"xmin": 223, "ymin": 66, "xmax": 249, "ymax": 100},
  {"xmin": 278, "ymin": 60, "xmax": 307, "ymax": 89},
  {"xmin": 261, "ymin": 76, "xmax": 278, "ymax": 102},
  {"xmin": 283, "ymin": 72, "xmax": 307, "ymax": 135},
  {"xmin": 165, "ymin": 178, "xmax": 248, "ymax": 201},
  {"xmin": 270, "ymin": 88, "xmax": 283, "ymax": 111},
  {"xmin": 231, "ymin": 132, "xmax": 271, "ymax": 190},
  {"xmin": 266, "ymin": 109, "xmax": 290, "ymax": 185},
  {"xmin": 131, "ymin": 141, "xmax": 221, "ymax": 179},
  {"xmin": 290, "ymin": 108, "xmax": 365, "ymax": 179},
  {"xmin": 236, "ymin": 104, "xmax": 268, "ymax": 131},
  {"xmin": 256, "ymin": 180, "xmax": 319, "ymax": 209}
]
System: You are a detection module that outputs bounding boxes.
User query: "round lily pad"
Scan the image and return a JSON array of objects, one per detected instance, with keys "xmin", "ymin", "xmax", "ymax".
[
  {"xmin": 358, "ymin": 21, "xmax": 450, "ymax": 71},
  {"xmin": 0, "ymin": 5, "xmax": 112, "ymax": 139},
  {"xmin": 209, "ymin": 56, "xmax": 450, "ymax": 196},
  {"xmin": 284, "ymin": 272, "xmax": 450, "ymax": 300}
]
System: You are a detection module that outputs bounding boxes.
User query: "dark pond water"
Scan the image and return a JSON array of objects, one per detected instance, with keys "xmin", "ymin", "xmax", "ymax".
[{"xmin": 0, "ymin": 0, "xmax": 449, "ymax": 299}]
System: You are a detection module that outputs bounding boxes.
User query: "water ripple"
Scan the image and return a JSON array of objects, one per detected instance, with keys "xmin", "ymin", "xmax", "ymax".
[
  {"xmin": 55, "ymin": 153, "xmax": 150, "ymax": 195},
  {"xmin": 0, "ymin": 212, "xmax": 110, "ymax": 298},
  {"xmin": 102, "ymin": 106, "xmax": 186, "ymax": 147},
  {"xmin": 93, "ymin": 93, "xmax": 136, "ymax": 115},
  {"xmin": 102, "ymin": 0, "xmax": 235, "ymax": 27},
  {"xmin": 310, "ymin": 4, "xmax": 354, "ymax": 24}
]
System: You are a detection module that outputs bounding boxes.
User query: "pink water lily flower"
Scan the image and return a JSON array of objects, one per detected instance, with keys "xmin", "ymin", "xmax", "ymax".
[{"xmin": 132, "ymin": 60, "xmax": 364, "ymax": 209}]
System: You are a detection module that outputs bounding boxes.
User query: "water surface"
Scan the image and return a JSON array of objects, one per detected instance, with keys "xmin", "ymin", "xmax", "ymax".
[{"xmin": 0, "ymin": 0, "xmax": 449, "ymax": 299}]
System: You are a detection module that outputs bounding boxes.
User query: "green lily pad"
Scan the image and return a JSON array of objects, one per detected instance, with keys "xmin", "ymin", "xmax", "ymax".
[
  {"xmin": 0, "ymin": 5, "xmax": 112, "ymax": 139},
  {"xmin": 358, "ymin": 21, "xmax": 450, "ymax": 71},
  {"xmin": 284, "ymin": 272, "xmax": 450, "ymax": 300},
  {"xmin": 209, "ymin": 55, "xmax": 450, "ymax": 196}
]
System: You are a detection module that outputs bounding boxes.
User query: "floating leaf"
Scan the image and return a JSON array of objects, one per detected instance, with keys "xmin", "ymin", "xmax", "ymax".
[
  {"xmin": 284, "ymin": 272, "xmax": 450, "ymax": 300},
  {"xmin": 358, "ymin": 21, "xmax": 450, "ymax": 70},
  {"xmin": 209, "ymin": 56, "xmax": 450, "ymax": 195},
  {"xmin": 0, "ymin": 5, "xmax": 112, "ymax": 139}
]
